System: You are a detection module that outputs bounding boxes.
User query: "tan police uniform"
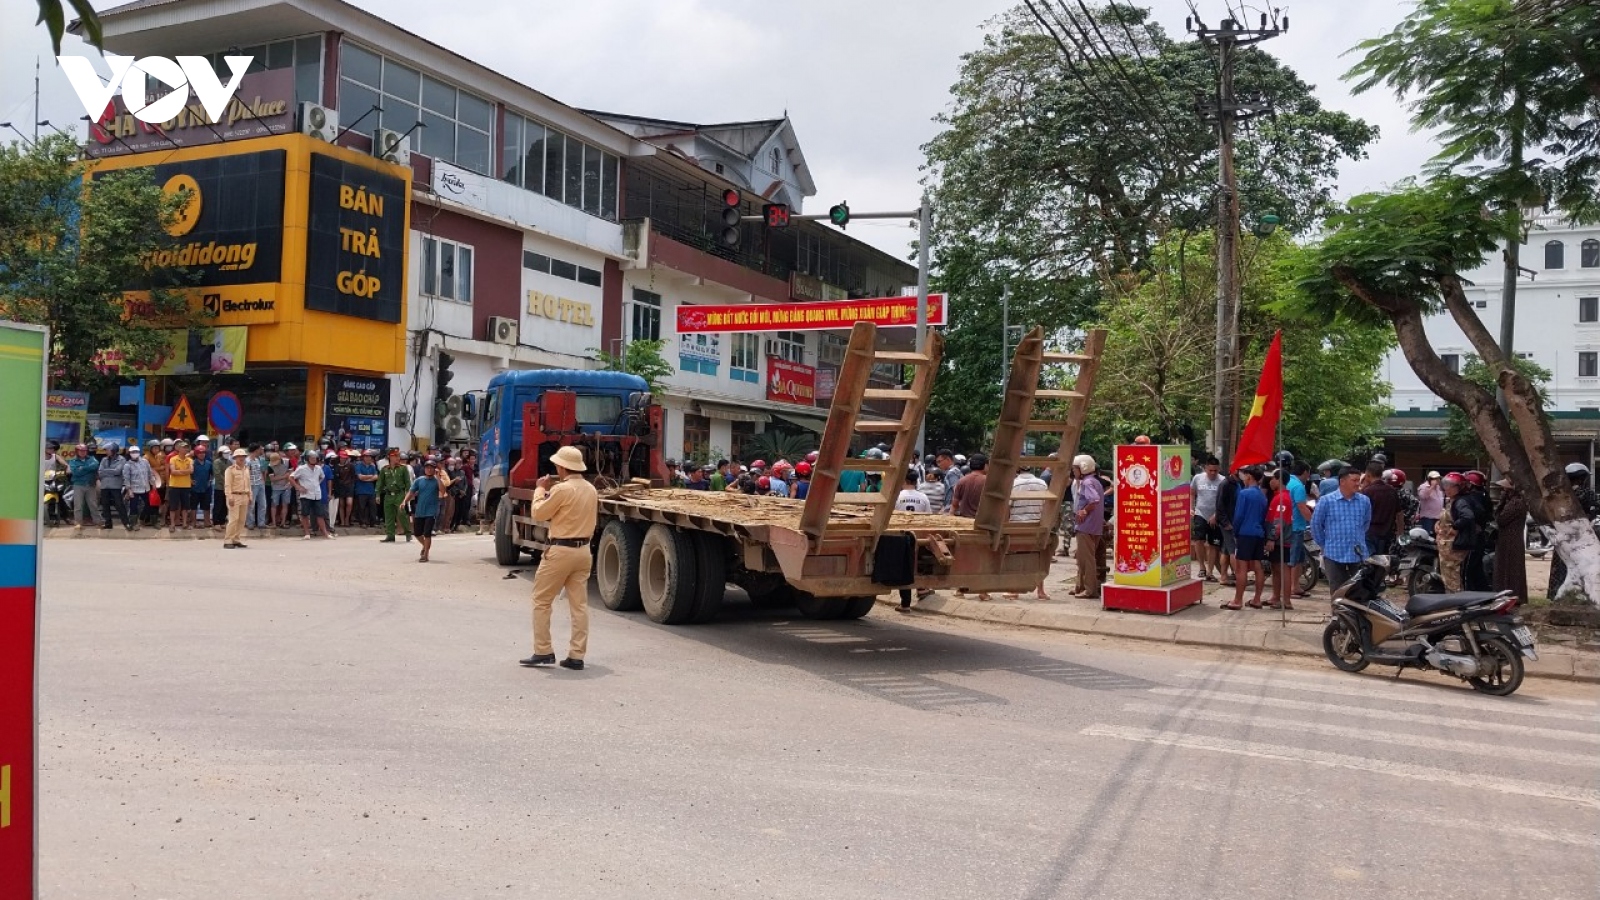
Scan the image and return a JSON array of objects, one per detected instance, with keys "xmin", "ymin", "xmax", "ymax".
[
  {"xmin": 224, "ymin": 452, "xmax": 252, "ymax": 546},
  {"xmin": 530, "ymin": 448, "xmax": 599, "ymax": 660}
]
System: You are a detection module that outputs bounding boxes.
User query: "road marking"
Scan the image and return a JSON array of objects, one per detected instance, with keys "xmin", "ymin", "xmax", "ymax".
[
  {"xmin": 1172, "ymin": 672, "xmax": 1596, "ymax": 723},
  {"xmin": 1183, "ymin": 669, "xmax": 1600, "ymax": 709},
  {"xmin": 1147, "ymin": 688, "xmax": 1600, "ymax": 745},
  {"xmin": 1119, "ymin": 701, "xmax": 1597, "ymax": 768},
  {"xmin": 1081, "ymin": 724, "xmax": 1600, "ymax": 810}
]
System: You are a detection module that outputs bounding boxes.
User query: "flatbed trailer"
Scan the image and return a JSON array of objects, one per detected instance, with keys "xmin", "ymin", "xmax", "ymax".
[{"xmin": 495, "ymin": 320, "xmax": 1106, "ymax": 623}]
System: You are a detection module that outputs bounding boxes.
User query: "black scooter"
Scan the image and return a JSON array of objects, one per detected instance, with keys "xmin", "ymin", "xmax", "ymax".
[
  {"xmin": 1322, "ymin": 554, "xmax": 1536, "ymax": 696},
  {"xmin": 1396, "ymin": 526, "xmax": 1445, "ymax": 595}
]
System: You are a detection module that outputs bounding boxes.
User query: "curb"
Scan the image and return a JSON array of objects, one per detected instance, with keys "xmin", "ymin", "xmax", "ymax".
[{"xmin": 876, "ymin": 596, "xmax": 1598, "ymax": 684}]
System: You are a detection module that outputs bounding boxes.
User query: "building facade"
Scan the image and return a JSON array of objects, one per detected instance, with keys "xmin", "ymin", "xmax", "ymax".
[{"xmin": 81, "ymin": 0, "xmax": 918, "ymax": 456}]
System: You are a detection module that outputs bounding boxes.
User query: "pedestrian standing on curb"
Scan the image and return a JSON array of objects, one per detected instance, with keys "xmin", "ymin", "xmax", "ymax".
[
  {"xmin": 191, "ymin": 440, "xmax": 215, "ymax": 529},
  {"xmin": 123, "ymin": 444, "xmax": 153, "ymax": 531},
  {"xmin": 267, "ymin": 451, "xmax": 292, "ymax": 528},
  {"xmin": 246, "ymin": 444, "xmax": 267, "ymax": 529},
  {"xmin": 520, "ymin": 446, "xmax": 597, "ymax": 671},
  {"xmin": 96, "ymin": 442, "xmax": 133, "ymax": 532},
  {"xmin": 210, "ymin": 438, "xmax": 231, "ymax": 530},
  {"xmin": 354, "ymin": 450, "xmax": 379, "ymax": 527},
  {"xmin": 1216, "ymin": 467, "xmax": 1240, "ymax": 587},
  {"xmin": 68, "ymin": 443, "xmax": 99, "ymax": 528},
  {"xmin": 893, "ymin": 467, "xmax": 934, "ymax": 612},
  {"xmin": 1360, "ymin": 460, "xmax": 1402, "ymax": 557},
  {"xmin": 405, "ymin": 459, "xmax": 444, "ymax": 562},
  {"xmin": 333, "ymin": 450, "xmax": 357, "ymax": 527},
  {"xmin": 1492, "ymin": 476, "xmax": 1529, "ymax": 600},
  {"xmin": 1435, "ymin": 474, "xmax": 1465, "ymax": 592},
  {"xmin": 1224, "ymin": 466, "xmax": 1269, "ymax": 610},
  {"xmin": 1005, "ymin": 466, "xmax": 1053, "ymax": 602},
  {"xmin": 223, "ymin": 449, "xmax": 251, "ymax": 549},
  {"xmin": 292, "ymin": 451, "xmax": 335, "ymax": 540},
  {"xmin": 1190, "ymin": 457, "xmax": 1225, "ymax": 582},
  {"xmin": 167, "ymin": 441, "xmax": 194, "ymax": 530},
  {"xmin": 378, "ymin": 448, "xmax": 413, "ymax": 543},
  {"xmin": 1310, "ymin": 466, "xmax": 1371, "ymax": 591},
  {"xmin": 1071, "ymin": 454, "xmax": 1105, "ymax": 600}
]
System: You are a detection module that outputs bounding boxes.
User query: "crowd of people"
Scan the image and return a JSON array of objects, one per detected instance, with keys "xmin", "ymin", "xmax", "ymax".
[{"xmin": 43, "ymin": 435, "xmax": 479, "ymax": 554}]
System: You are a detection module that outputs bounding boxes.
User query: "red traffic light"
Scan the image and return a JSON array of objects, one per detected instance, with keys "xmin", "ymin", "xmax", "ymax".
[
  {"xmin": 722, "ymin": 188, "xmax": 741, "ymax": 208},
  {"xmin": 763, "ymin": 203, "xmax": 790, "ymax": 228}
]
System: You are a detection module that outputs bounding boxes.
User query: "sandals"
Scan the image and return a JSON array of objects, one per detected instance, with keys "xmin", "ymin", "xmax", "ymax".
[
  {"xmin": 1246, "ymin": 601, "xmax": 1263, "ymax": 609},
  {"xmin": 1222, "ymin": 602, "xmax": 1244, "ymax": 610}
]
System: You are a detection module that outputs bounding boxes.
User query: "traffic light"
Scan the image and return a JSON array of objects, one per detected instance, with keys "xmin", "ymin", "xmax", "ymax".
[
  {"xmin": 763, "ymin": 203, "xmax": 790, "ymax": 228},
  {"xmin": 718, "ymin": 188, "xmax": 742, "ymax": 247},
  {"xmin": 436, "ymin": 351, "xmax": 455, "ymax": 402},
  {"xmin": 828, "ymin": 201, "xmax": 850, "ymax": 229}
]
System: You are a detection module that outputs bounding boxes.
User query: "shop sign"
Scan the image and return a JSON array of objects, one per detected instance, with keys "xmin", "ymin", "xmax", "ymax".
[
  {"xmin": 676, "ymin": 294, "xmax": 947, "ymax": 334},
  {"xmin": 526, "ymin": 291, "xmax": 595, "ymax": 327},
  {"xmin": 678, "ymin": 332, "xmax": 721, "ymax": 364},
  {"xmin": 432, "ymin": 160, "xmax": 487, "ymax": 208},
  {"xmin": 305, "ymin": 154, "xmax": 408, "ymax": 324},
  {"xmin": 790, "ymin": 272, "xmax": 824, "ymax": 301},
  {"xmin": 816, "ymin": 368, "xmax": 836, "ymax": 403},
  {"xmin": 46, "ymin": 390, "xmax": 90, "ymax": 446},
  {"xmin": 0, "ymin": 323, "xmax": 46, "ymax": 898},
  {"xmin": 84, "ymin": 68, "xmax": 295, "ymax": 158},
  {"xmin": 1113, "ymin": 444, "xmax": 1192, "ymax": 588},
  {"xmin": 766, "ymin": 357, "xmax": 816, "ymax": 405},
  {"xmin": 323, "ymin": 374, "xmax": 391, "ymax": 451},
  {"xmin": 135, "ymin": 150, "xmax": 287, "ymax": 286},
  {"xmin": 94, "ymin": 326, "xmax": 249, "ymax": 376}
]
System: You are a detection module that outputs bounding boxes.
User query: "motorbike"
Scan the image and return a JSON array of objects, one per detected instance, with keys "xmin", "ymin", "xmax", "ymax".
[
  {"xmin": 1322, "ymin": 554, "xmax": 1537, "ymax": 696},
  {"xmin": 42, "ymin": 467, "xmax": 70, "ymax": 527},
  {"xmin": 1298, "ymin": 530, "xmax": 1321, "ymax": 594},
  {"xmin": 1397, "ymin": 526, "xmax": 1445, "ymax": 596}
]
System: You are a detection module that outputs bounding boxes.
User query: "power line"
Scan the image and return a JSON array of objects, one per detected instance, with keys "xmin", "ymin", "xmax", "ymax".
[{"xmin": 1063, "ymin": 0, "xmax": 1192, "ymax": 168}]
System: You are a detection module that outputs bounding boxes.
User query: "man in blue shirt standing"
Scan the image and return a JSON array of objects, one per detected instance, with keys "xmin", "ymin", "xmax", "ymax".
[
  {"xmin": 405, "ymin": 459, "xmax": 444, "ymax": 563},
  {"xmin": 1310, "ymin": 465, "xmax": 1372, "ymax": 592},
  {"xmin": 1288, "ymin": 461, "xmax": 1315, "ymax": 598}
]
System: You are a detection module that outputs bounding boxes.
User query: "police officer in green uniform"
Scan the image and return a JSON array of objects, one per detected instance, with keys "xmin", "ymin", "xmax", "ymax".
[{"xmin": 378, "ymin": 447, "xmax": 413, "ymax": 542}]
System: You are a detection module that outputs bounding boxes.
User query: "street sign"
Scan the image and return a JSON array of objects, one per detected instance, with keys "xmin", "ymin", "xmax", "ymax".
[
  {"xmin": 165, "ymin": 395, "xmax": 198, "ymax": 432},
  {"xmin": 207, "ymin": 391, "xmax": 241, "ymax": 433},
  {"xmin": 0, "ymin": 321, "xmax": 48, "ymax": 898}
]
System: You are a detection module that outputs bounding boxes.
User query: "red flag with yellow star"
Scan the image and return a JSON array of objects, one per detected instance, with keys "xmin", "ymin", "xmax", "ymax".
[{"xmin": 1233, "ymin": 330, "xmax": 1283, "ymax": 469}]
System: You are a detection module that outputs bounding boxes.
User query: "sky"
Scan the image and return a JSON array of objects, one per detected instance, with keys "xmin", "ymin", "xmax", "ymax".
[{"xmin": 0, "ymin": 0, "xmax": 1438, "ymax": 258}]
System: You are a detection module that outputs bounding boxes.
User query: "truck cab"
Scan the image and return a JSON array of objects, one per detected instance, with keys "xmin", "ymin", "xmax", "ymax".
[{"xmin": 474, "ymin": 369, "xmax": 656, "ymax": 519}]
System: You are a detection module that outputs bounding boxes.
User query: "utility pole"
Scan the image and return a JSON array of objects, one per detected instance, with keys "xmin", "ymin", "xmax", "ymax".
[
  {"xmin": 1190, "ymin": 11, "xmax": 1283, "ymax": 468},
  {"xmin": 916, "ymin": 193, "xmax": 931, "ymax": 455},
  {"xmin": 34, "ymin": 57, "xmax": 41, "ymax": 142}
]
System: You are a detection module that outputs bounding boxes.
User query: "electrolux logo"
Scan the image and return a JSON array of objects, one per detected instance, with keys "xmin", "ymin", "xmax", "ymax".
[
  {"xmin": 57, "ymin": 55, "xmax": 251, "ymax": 125},
  {"xmin": 202, "ymin": 293, "xmax": 276, "ymax": 315}
]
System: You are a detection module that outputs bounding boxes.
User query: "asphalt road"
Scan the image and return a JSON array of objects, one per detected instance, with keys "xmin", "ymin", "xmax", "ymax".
[{"xmin": 37, "ymin": 536, "xmax": 1600, "ymax": 899}]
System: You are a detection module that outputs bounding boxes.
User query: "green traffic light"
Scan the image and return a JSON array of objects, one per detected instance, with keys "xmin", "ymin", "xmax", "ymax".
[{"xmin": 829, "ymin": 202, "xmax": 850, "ymax": 227}]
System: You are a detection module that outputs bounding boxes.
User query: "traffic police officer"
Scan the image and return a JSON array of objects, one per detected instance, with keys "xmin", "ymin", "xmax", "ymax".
[
  {"xmin": 377, "ymin": 448, "xmax": 413, "ymax": 542},
  {"xmin": 520, "ymin": 445, "xmax": 598, "ymax": 671}
]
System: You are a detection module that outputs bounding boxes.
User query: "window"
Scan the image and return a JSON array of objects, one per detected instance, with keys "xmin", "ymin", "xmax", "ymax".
[
  {"xmin": 339, "ymin": 43, "xmax": 492, "ymax": 173},
  {"xmin": 1441, "ymin": 353, "xmax": 1460, "ymax": 375},
  {"xmin": 769, "ymin": 147, "xmax": 782, "ymax": 175},
  {"xmin": 499, "ymin": 111, "xmax": 621, "ymax": 221},
  {"xmin": 1546, "ymin": 240, "xmax": 1565, "ymax": 270},
  {"xmin": 524, "ymin": 250, "xmax": 602, "ymax": 287},
  {"xmin": 730, "ymin": 421, "xmax": 755, "ymax": 460},
  {"xmin": 420, "ymin": 236, "xmax": 474, "ymax": 303},
  {"xmin": 574, "ymin": 395, "xmax": 623, "ymax": 427},
  {"xmin": 817, "ymin": 332, "xmax": 847, "ymax": 367},
  {"xmin": 1581, "ymin": 297, "xmax": 1598, "ymax": 323},
  {"xmin": 769, "ymin": 330, "xmax": 806, "ymax": 364},
  {"xmin": 629, "ymin": 289, "xmax": 661, "ymax": 342},
  {"xmin": 730, "ymin": 333, "xmax": 759, "ymax": 383},
  {"xmin": 1581, "ymin": 352, "xmax": 1598, "ymax": 378},
  {"xmin": 1584, "ymin": 239, "xmax": 1600, "ymax": 268},
  {"xmin": 1516, "ymin": 352, "xmax": 1534, "ymax": 360},
  {"xmin": 522, "ymin": 251, "xmax": 549, "ymax": 273},
  {"xmin": 577, "ymin": 266, "xmax": 602, "ymax": 287},
  {"xmin": 204, "ymin": 36, "xmax": 322, "ymax": 106},
  {"xmin": 682, "ymin": 414, "xmax": 711, "ymax": 462}
]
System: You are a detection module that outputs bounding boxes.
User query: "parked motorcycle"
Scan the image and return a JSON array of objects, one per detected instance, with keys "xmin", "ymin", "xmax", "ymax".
[
  {"xmin": 1298, "ymin": 530, "xmax": 1321, "ymax": 594},
  {"xmin": 1322, "ymin": 555, "xmax": 1536, "ymax": 696},
  {"xmin": 1397, "ymin": 526, "xmax": 1445, "ymax": 596},
  {"xmin": 42, "ymin": 467, "xmax": 70, "ymax": 527}
]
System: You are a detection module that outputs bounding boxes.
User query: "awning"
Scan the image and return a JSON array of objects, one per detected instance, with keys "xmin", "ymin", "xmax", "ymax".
[
  {"xmin": 695, "ymin": 402, "xmax": 771, "ymax": 424},
  {"xmin": 770, "ymin": 412, "xmax": 831, "ymax": 434}
]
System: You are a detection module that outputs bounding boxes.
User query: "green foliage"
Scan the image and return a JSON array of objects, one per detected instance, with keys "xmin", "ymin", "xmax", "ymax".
[
  {"xmin": 741, "ymin": 431, "xmax": 814, "ymax": 466},
  {"xmin": 0, "ymin": 133, "xmax": 197, "ymax": 390},
  {"xmin": 35, "ymin": 0, "xmax": 101, "ymax": 53},
  {"xmin": 1442, "ymin": 356, "xmax": 1553, "ymax": 459},
  {"xmin": 594, "ymin": 339, "xmax": 673, "ymax": 396},
  {"xmin": 922, "ymin": 3, "xmax": 1377, "ymax": 449}
]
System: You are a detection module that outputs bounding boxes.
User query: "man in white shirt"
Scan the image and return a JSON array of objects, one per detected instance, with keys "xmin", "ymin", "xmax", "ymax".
[
  {"xmin": 894, "ymin": 467, "xmax": 932, "ymax": 612},
  {"xmin": 292, "ymin": 452, "xmax": 334, "ymax": 540},
  {"xmin": 1006, "ymin": 467, "xmax": 1053, "ymax": 600}
]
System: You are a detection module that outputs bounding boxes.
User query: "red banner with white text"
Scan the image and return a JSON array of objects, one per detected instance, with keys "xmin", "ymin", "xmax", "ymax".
[
  {"xmin": 766, "ymin": 357, "xmax": 817, "ymax": 405},
  {"xmin": 677, "ymin": 294, "xmax": 947, "ymax": 334}
]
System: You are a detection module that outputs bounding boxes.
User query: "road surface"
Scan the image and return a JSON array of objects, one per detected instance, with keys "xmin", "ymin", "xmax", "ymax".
[{"xmin": 37, "ymin": 537, "xmax": 1600, "ymax": 899}]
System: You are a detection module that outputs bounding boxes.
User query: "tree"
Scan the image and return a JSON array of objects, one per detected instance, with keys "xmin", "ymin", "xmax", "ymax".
[
  {"xmin": 0, "ymin": 133, "xmax": 196, "ymax": 390},
  {"xmin": 35, "ymin": 0, "xmax": 101, "ymax": 53},
  {"xmin": 922, "ymin": 3, "xmax": 1377, "ymax": 448},
  {"xmin": 741, "ymin": 431, "xmax": 814, "ymax": 467},
  {"xmin": 1285, "ymin": 178, "xmax": 1600, "ymax": 606},
  {"xmin": 1442, "ymin": 356, "xmax": 1553, "ymax": 462},
  {"xmin": 594, "ymin": 339, "xmax": 673, "ymax": 396}
]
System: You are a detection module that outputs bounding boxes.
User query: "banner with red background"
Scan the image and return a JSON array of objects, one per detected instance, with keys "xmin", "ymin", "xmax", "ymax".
[
  {"xmin": 677, "ymin": 294, "xmax": 946, "ymax": 334},
  {"xmin": 766, "ymin": 357, "xmax": 816, "ymax": 405}
]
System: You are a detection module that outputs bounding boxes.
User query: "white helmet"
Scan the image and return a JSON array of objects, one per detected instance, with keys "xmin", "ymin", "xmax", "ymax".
[{"xmin": 1072, "ymin": 454, "xmax": 1097, "ymax": 474}]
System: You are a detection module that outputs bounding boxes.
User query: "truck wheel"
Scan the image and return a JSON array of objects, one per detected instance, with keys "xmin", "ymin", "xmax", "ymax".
[
  {"xmin": 689, "ymin": 532, "xmax": 728, "ymax": 623},
  {"xmin": 640, "ymin": 524, "xmax": 699, "ymax": 625},
  {"xmin": 838, "ymin": 596, "xmax": 877, "ymax": 619},
  {"xmin": 493, "ymin": 500, "xmax": 521, "ymax": 566},
  {"xmin": 795, "ymin": 592, "xmax": 848, "ymax": 620},
  {"xmin": 596, "ymin": 520, "xmax": 645, "ymax": 612}
]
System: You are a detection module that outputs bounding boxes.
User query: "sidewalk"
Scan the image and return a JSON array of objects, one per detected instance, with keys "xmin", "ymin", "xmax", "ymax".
[{"xmin": 880, "ymin": 552, "xmax": 1600, "ymax": 682}]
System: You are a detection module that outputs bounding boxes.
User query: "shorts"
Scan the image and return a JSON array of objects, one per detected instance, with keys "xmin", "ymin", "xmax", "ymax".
[
  {"xmin": 170, "ymin": 490, "xmax": 194, "ymax": 511},
  {"xmin": 299, "ymin": 498, "xmax": 326, "ymax": 520},
  {"xmin": 1221, "ymin": 527, "xmax": 1236, "ymax": 556},
  {"xmin": 1233, "ymin": 534, "xmax": 1266, "ymax": 562},
  {"xmin": 1191, "ymin": 515, "xmax": 1222, "ymax": 547},
  {"xmin": 333, "ymin": 483, "xmax": 353, "ymax": 499},
  {"xmin": 1285, "ymin": 531, "xmax": 1307, "ymax": 565},
  {"xmin": 272, "ymin": 486, "xmax": 292, "ymax": 506},
  {"xmin": 413, "ymin": 515, "xmax": 436, "ymax": 538}
]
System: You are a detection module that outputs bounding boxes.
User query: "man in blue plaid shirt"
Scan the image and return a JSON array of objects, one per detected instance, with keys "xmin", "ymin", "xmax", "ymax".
[{"xmin": 1311, "ymin": 465, "xmax": 1372, "ymax": 591}]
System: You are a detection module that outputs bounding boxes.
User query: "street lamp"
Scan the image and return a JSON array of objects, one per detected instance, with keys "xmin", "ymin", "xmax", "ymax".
[{"xmin": 1251, "ymin": 213, "xmax": 1281, "ymax": 238}]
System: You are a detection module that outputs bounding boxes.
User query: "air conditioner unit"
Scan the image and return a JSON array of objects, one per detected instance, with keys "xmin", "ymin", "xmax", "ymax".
[
  {"xmin": 443, "ymin": 413, "xmax": 470, "ymax": 441},
  {"xmin": 445, "ymin": 394, "xmax": 464, "ymax": 417},
  {"xmin": 300, "ymin": 102, "xmax": 338, "ymax": 142},
  {"xmin": 373, "ymin": 128, "xmax": 410, "ymax": 166},
  {"xmin": 489, "ymin": 316, "xmax": 519, "ymax": 346}
]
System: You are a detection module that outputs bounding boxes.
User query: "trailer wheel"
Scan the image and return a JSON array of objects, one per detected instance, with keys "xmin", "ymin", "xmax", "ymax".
[
  {"xmin": 596, "ymin": 520, "xmax": 645, "ymax": 612},
  {"xmin": 640, "ymin": 524, "xmax": 699, "ymax": 625},
  {"xmin": 493, "ymin": 500, "xmax": 521, "ymax": 566},
  {"xmin": 838, "ymin": 596, "xmax": 877, "ymax": 620},
  {"xmin": 795, "ymin": 592, "xmax": 848, "ymax": 620},
  {"xmin": 688, "ymin": 532, "xmax": 729, "ymax": 623}
]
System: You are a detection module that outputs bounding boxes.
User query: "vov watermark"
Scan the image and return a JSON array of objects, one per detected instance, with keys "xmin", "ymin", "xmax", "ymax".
[{"xmin": 57, "ymin": 55, "xmax": 252, "ymax": 125}]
